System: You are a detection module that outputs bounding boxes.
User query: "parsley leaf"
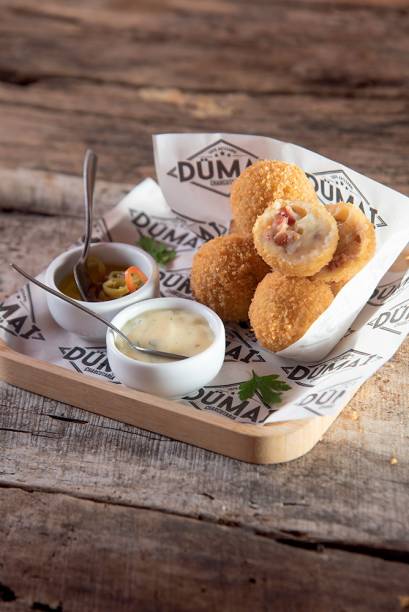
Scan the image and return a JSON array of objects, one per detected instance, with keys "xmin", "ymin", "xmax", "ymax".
[
  {"xmin": 138, "ymin": 236, "xmax": 176, "ymax": 266},
  {"xmin": 238, "ymin": 376, "xmax": 258, "ymax": 402},
  {"xmin": 239, "ymin": 370, "xmax": 291, "ymax": 406}
]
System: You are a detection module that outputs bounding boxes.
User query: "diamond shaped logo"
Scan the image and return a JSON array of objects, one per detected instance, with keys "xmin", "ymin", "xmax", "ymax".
[
  {"xmin": 167, "ymin": 138, "xmax": 259, "ymax": 197},
  {"xmin": 368, "ymin": 297, "xmax": 409, "ymax": 335},
  {"xmin": 0, "ymin": 284, "xmax": 45, "ymax": 341},
  {"xmin": 59, "ymin": 345, "xmax": 119, "ymax": 382},
  {"xmin": 369, "ymin": 272, "xmax": 409, "ymax": 306},
  {"xmin": 282, "ymin": 348, "xmax": 382, "ymax": 387},
  {"xmin": 295, "ymin": 377, "xmax": 361, "ymax": 415},
  {"xmin": 307, "ymin": 169, "xmax": 387, "ymax": 228}
]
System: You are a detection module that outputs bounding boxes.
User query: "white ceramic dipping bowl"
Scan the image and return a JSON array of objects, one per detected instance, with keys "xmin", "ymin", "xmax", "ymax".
[
  {"xmin": 45, "ymin": 242, "xmax": 160, "ymax": 340},
  {"xmin": 107, "ymin": 297, "xmax": 226, "ymax": 398}
]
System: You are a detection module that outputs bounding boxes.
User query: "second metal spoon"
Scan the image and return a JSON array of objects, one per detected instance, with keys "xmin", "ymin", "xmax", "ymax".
[
  {"xmin": 73, "ymin": 149, "xmax": 98, "ymax": 301},
  {"xmin": 11, "ymin": 263, "xmax": 188, "ymax": 361}
]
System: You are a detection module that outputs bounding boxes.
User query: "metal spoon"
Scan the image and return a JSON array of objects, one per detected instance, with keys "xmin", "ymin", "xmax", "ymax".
[
  {"xmin": 10, "ymin": 263, "xmax": 188, "ymax": 361},
  {"xmin": 73, "ymin": 149, "xmax": 98, "ymax": 301}
]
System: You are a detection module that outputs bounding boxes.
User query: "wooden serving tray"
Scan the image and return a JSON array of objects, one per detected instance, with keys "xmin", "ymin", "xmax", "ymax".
[{"xmin": 0, "ymin": 339, "xmax": 337, "ymax": 464}]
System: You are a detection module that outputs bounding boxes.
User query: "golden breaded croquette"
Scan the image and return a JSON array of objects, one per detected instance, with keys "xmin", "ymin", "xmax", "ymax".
[
  {"xmin": 329, "ymin": 280, "xmax": 348, "ymax": 296},
  {"xmin": 230, "ymin": 160, "xmax": 318, "ymax": 235},
  {"xmin": 191, "ymin": 234, "xmax": 270, "ymax": 322},
  {"xmin": 249, "ymin": 272, "xmax": 334, "ymax": 351},
  {"xmin": 253, "ymin": 199, "xmax": 339, "ymax": 277},
  {"xmin": 313, "ymin": 202, "xmax": 376, "ymax": 283}
]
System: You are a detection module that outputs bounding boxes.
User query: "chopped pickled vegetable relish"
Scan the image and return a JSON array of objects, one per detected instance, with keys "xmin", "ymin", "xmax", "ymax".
[{"xmin": 58, "ymin": 256, "xmax": 147, "ymax": 302}]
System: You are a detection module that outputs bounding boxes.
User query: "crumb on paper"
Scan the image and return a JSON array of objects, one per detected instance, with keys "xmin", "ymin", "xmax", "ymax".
[
  {"xmin": 344, "ymin": 408, "xmax": 359, "ymax": 421},
  {"xmin": 390, "ymin": 456, "xmax": 398, "ymax": 465},
  {"xmin": 399, "ymin": 595, "xmax": 409, "ymax": 609}
]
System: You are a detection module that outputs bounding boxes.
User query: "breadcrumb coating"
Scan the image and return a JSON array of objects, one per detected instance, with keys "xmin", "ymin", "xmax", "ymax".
[
  {"xmin": 314, "ymin": 202, "xmax": 376, "ymax": 283},
  {"xmin": 231, "ymin": 160, "xmax": 318, "ymax": 235},
  {"xmin": 253, "ymin": 198, "xmax": 338, "ymax": 277},
  {"xmin": 191, "ymin": 234, "xmax": 270, "ymax": 321},
  {"xmin": 249, "ymin": 272, "xmax": 334, "ymax": 351},
  {"xmin": 329, "ymin": 280, "xmax": 348, "ymax": 296}
]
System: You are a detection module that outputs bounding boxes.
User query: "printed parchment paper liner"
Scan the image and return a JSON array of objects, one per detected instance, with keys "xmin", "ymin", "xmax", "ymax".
[{"xmin": 1, "ymin": 133, "xmax": 409, "ymax": 425}]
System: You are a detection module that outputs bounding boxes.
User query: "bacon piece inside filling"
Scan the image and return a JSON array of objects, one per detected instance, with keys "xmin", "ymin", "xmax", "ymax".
[{"xmin": 264, "ymin": 206, "xmax": 300, "ymax": 247}]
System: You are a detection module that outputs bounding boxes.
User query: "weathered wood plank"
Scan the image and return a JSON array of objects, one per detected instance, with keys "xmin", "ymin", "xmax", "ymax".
[
  {"xmin": 0, "ymin": 212, "xmax": 84, "ymax": 297},
  {"xmin": 1, "ymin": 487, "xmax": 408, "ymax": 612},
  {"xmin": 0, "ymin": 167, "xmax": 132, "ymax": 217},
  {"xmin": 1, "ymin": 366, "xmax": 408, "ymax": 553},
  {"xmin": 1, "ymin": 0, "xmax": 408, "ymax": 96},
  {"xmin": 0, "ymin": 212, "xmax": 408, "ymax": 551},
  {"xmin": 1, "ymin": 0, "xmax": 409, "ymax": 584},
  {"xmin": 0, "ymin": 83, "xmax": 409, "ymax": 196}
]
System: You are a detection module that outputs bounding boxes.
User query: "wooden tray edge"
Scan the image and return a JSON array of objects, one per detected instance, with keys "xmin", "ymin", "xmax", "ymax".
[{"xmin": 0, "ymin": 339, "xmax": 337, "ymax": 464}]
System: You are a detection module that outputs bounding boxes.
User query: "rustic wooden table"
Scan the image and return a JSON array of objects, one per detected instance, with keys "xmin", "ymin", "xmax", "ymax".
[{"xmin": 1, "ymin": 1, "xmax": 409, "ymax": 610}]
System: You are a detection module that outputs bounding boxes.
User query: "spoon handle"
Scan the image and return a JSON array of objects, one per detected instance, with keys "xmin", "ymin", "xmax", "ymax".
[
  {"xmin": 11, "ymin": 262, "xmax": 128, "ymax": 340},
  {"xmin": 82, "ymin": 149, "xmax": 98, "ymax": 263},
  {"xmin": 9, "ymin": 263, "xmax": 187, "ymax": 361}
]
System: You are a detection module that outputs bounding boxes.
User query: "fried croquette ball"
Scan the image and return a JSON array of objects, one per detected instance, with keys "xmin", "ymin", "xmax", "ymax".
[
  {"xmin": 230, "ymin": 160, "xmax": 318, "ymax": 235},
  {"xmin": 329, "ymin": 280, "xmax": 348, "ymax": 296},
  {"xmin": 249, "ymin": 272, "xmax": 334, "ymax": 352},
  {"xmin": 191, "ymin": 234, "xmax": 270, "ymax": 321},
  {"xmin": 229, "ymin": 218, "xmax": 238, "ymax": 234},
  {"xmin": 313, "ymin": 202, "xmax": 376, "ymax": 283},
  {"xmin": 253, "ymin": 199, "xmax": 339, "ymax": 277}
]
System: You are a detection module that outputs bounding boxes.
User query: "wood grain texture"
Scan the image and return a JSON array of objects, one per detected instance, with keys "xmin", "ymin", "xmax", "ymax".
[
  {"xmin": 1, "ymin": 352, "xmax": 408, "ymax": 552},
  {"xmin": 1, "ymin": 0, "xmax": 408, "ymax": 95},
  {"xmin": 0, "ymin": 212, "xmax": 84, "ymax": 297},
  {"xmin": 0, "ymin": 338, "xmax": 340, "ymax": 464},
  {"xmin": 0, "ymin": 0, "xmax": 408, "ymax": 192},
  {"xmin": 1, "ymin": 0, "xmax": 409, "ymax": 607},
  {"xmin": 0, "ymin": 167, "xmax": 133, "ymax": 217},
  {"xmin": 1, "ymin": 487, "xmax": 409, "ymax": 612},
  {"xmin": 0, "ymin": 77, "xmax": 409, "ymax": 194}
]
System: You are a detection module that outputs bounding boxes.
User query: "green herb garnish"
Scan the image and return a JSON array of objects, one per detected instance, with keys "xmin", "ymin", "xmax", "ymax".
[
  {"xmin": 138, "ymin": 236, "xmax": 176, "ymax": 266},
  {"xmin": 239, "ymin": 370, "xmax": 291, "ymax": 406}
]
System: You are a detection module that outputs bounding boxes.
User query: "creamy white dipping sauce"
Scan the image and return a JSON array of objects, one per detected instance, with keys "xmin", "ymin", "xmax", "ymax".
[{"xmin": 115, "ymin": 308, "xmax": 214, "ymax": 363}]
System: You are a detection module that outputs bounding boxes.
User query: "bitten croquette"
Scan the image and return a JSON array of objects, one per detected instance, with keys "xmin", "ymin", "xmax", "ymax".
[
  {"xmin": 249, "ymin": 272, "xmax": 334, "ymax": 351},
  {"xmin": 253, "ymin": 199, "xmax": 338, "ymax": 277},
  {"xmin": 231, "ymin": 160, "xmax": 318, "ymax": 235},
  {"xmin": 313, "ymin": 202, "xmax": 376, "ymax": 283},
  {"xmin": 191, "ymin": 234, "xmax": 270, "ymax": 322}
]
